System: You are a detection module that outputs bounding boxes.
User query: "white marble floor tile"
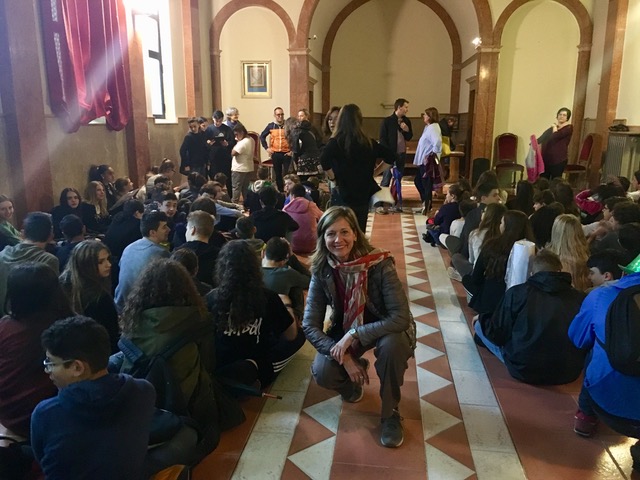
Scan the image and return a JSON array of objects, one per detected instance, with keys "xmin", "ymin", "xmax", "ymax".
[
  {"xmin": 444, "ymin": 342, "xmax": 485, "ymax": 372},
  {"xmin": 288, "ymin": 436, "xmax": 336, "ymax": 480},
  {"xmin": 406, "ymin": 275, "xmax": 427, "ymax": 286},
  {"xmin": 410, "ymin": 304, "xmax": 435, "ymax": 317},
  {"xmin": 303, "ymin": 395, "xmax": 342, "ymax": 434},
  {"xmin": 415, "ymin": 321, "xmax": 439, "ymax": 339},
  {"xmin": 271, "ymin": 358, "xmax": 313, "ymax": 392},
  {"xmin": 460, "ymin": 404, "xmax": 518, "ymax": 454},
  {"xmin": 470, "ymin": 448, "xmax": 526, "ymax": 480},
  {"xmin": 418, "ymin": 368, "xmax": 452, "ymax": 397},
  {"xmin": 408, "ymin": 287, "xmax": 430, "ymax": 301},
  {"xmin": 421, "ymin": 399, "xmax": 462, "ymax": 440},
  {"xmin": 415, "ymin": 342, "xmax": 445, "ymax": 364},
  {"xmin": 450, "ymin": 369, "xmax": 498, "ymax": 407},
  {"xmin": 252, "ymin": 390, "xmax": 306, "ymax": 434},
  {"xmin": 439, "ymin": 321, "xmax": 476, "ymax": 345},
  {"xmin": 404, "ymin": 246, "xmax": 422, "ymax": 255},
  {"xmin": 232, "ymin": 431, "xmax": 292, "ymax": 480},
  {"xmin": 425, "ymin": 444, "xmax": 475, "ymax": 480}
]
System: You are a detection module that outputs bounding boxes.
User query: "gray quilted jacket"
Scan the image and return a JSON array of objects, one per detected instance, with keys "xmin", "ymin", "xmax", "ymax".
[{"xmin": 302, "ymin": 257, "xmax": 416, "ymax": 356}]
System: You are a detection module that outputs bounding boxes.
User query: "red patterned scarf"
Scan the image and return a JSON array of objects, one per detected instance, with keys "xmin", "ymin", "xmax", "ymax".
[{"xmin": 328, "ymin": 249, "xmax": 392, "ymax": 342}]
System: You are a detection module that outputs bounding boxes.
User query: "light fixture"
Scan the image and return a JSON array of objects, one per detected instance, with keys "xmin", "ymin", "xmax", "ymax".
[{"xmin": 472, "ymin": 37, "xmax": 482, "ymax": 49}]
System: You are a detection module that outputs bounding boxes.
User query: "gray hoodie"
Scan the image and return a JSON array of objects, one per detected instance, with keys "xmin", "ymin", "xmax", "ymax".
[{"xmin": 0, "ymin": 243, "xmax": 59, "ymax": 315}]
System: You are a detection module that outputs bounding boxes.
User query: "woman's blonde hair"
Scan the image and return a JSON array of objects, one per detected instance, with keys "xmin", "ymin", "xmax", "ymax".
[
  {"xmin": 311, "ymin": 206, "xmax": 373, "ymax": 273},
  {"xmin": 549, "ymin": 214, "xmax": 590, "ymax": 290},
  {"xmin": 85, "ymin": 181, "xmax": 108, "ymax": 218}
]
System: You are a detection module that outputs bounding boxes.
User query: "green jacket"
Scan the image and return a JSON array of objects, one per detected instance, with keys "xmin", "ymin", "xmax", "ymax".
[{"xmin": 122, "ymin": 306, "xmax": 218, "ymax": 437}]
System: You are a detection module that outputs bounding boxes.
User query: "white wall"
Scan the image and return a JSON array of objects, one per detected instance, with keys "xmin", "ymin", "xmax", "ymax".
[
  {"xmin": 330, "ymin": 0, "xmax": 452, "ymax": 117},
  {"xmin": 493, "ymin": 0, "xmax": 579, "ymax": 162},
  {"xmin": 219, "ymin": 7, "xmax": 290, "ymax": 147}
]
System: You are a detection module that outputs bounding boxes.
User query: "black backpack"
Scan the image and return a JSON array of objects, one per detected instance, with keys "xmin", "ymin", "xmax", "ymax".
[{"xmin": 598, "ymin": 284, "xmax": 640, "ymax": 376}]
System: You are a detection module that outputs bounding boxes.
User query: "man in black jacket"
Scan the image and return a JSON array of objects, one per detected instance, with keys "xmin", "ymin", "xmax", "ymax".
[
  {"xmin": 179, "ymin": 117, "xmax": 209, "ymax": 177},
  {"xmin": 378, "ymin": 98, "xmax": 413, "ymax": 213},
  {"xmin": 475, "ymin": 249, "xmax": 587, "ymax": 385}
]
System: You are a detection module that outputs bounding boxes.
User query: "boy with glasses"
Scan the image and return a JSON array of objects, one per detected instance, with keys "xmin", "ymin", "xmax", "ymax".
[{"xmin": 31, "ymin": 316, "xmax": 155, "ymax": 479}]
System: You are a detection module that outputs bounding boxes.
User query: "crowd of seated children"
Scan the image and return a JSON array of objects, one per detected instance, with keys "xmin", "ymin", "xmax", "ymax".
[
  {"xmin": 423, "ymin": 182, "xmax": 469, "ymax": 247},
  {"xmin": 283, "ymin": 183, "xmax": 323, "ymax": 254},
  {"xmin": 232, "ymin": 216, "xmax": 265, "ymax": 254},
  {"xmin": 550, "ymin": 179, "xmax": 581, "ymax": 218},
  {"xmin": 51, "ymin": 187, "xmax": 102, "ymax": 238},
  {"xmin": 199, "ymin": 181, "xmax": 243, "ymax": 231},
  {"xmin": 575, "ymin": 181, "xmax": 626, "ymax": 224},
  {"xmin": 208, "ymin": 240, "xmax": 305, "ymax": 389},
  {"xmin": 88, "ymin": 164, "xmax": 118, "ymax": 209},
  {"xmin": 59, "ymin": 240, "xmax": 120, "ymax": 353},
  {"xmin": 244, "ymin": 166, "xmax": 274, "ymax": 214},
  {"xmin": 463, "ymin": 210, "xmax": 533, "ymax": 327},
  {"xmin": 583, "ymin": 195, "xmax": 630, "ymax": 240},
  {"xmin": 179, "ymin": 172, "xmax": 208, "ymax": 203},
  {"xmin": 439, "ymin": 199, "xmax": 476, "ymax": 250},
  {"xmin": 474, "ymin": 249, "xmax": 586, "ymax": 385}
]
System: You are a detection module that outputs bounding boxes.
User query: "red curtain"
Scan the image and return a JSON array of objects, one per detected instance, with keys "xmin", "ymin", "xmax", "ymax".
[{"xmin": 40, "ymin": 0, "xmax": 130, "ymax": 132}]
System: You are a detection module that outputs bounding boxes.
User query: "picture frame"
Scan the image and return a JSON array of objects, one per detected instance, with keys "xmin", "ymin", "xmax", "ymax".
[{"xmin": 241, "ymin": 61, "xmax": 271, "ymax": 98}]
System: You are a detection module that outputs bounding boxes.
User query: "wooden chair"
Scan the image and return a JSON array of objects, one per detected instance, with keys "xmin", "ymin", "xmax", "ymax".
[
  {"xmin": 563, "ymin": 133, "xmax": 595, "ymax": 189},
  {"xmin": 493, "ymin": 133, "xmax": 524, "ymax": 192}
]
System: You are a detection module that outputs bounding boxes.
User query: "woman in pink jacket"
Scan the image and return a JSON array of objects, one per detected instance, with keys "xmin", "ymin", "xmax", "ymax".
[{"xmin": 283, "ymin": 183, "xmax": 323, "ymax": 254}]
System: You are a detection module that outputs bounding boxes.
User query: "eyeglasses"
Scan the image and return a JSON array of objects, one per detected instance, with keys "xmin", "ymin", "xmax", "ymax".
[
  {"xmin": 43, "ymin": 358, "xmax": 74, "ymax": 373},
  {"xmin": 275, "ymin": 113, "xmax": 284, "ymax": 116}
]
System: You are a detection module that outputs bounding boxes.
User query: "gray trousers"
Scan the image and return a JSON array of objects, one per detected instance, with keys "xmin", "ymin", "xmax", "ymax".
[
  {"xmin": 311, "ymin": 331, "xmax": 412, "ymax": 418},
  {"xmin": 231, "ymin": 171, "xmax": 253, "ymax": 203},
  {"xmin": 451, "ymin": 253, "xmax": 473, "ymax": 277}
]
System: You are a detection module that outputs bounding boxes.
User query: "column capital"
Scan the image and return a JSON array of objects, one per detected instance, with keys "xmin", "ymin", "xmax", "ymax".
[
  {"xmin": 477, "ymin": 45, "xmax": 501, "ymax": 53},
  {"xmin": 577, "ymin": 43, "xmax": 592, "ymax": 52},
  {"xmin": 288, "ymin": 47, "xmax": 310, "ymax": 56}
]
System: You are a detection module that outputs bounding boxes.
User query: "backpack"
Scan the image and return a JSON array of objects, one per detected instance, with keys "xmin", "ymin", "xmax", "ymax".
[{"xmin": 598, "ymin": 284, "xmax": 640, "ymax": 376}]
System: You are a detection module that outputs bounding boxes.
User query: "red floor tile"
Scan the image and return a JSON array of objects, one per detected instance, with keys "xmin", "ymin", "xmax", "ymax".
[
  {"xmin": 280, "ymin": 459, "xmax": 312, "ymax": 480},
  {"xmin": 426, "ymin": 422, "xmax": 474, "ymax": 470},
  {"xmin": 333, "ymin": 415, "xmax": 426, "ymax": 470},
  {"xmin": 192, "ymin": 453, "xmax": 238, "ymax": 480},
  {"xmin": 423, "ymin": 384, "xmax": 463, "ymax": 419},
  {"xmin": 331, "ymin": 463, "xmax": 427, "ymax": 479},
  {"xmin": 419, "ymin": 355, "xmax": 453, "ymax": 382},
  {"xmin": 288, "ymin": 411, "xmax": 335, "ymax": 456},
  {"xmin": 418, "ymin": 331, "xmax": 446, "ymax": 352}
]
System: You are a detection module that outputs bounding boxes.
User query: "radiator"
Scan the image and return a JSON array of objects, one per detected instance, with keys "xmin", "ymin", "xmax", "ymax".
[{"xmin": 603, "ymin": 134, "xmax": 640, "ymax": 181}]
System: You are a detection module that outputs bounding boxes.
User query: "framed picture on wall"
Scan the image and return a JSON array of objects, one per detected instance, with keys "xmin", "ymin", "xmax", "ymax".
[{"xmin": 242, "ymin": 61, "xmax": 271, "ymax": 98}]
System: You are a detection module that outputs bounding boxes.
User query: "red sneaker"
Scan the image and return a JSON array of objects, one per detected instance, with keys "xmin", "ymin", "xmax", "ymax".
[{"xmin": 574, "ymin": 410, "xmax": 598, "ymax": 437}]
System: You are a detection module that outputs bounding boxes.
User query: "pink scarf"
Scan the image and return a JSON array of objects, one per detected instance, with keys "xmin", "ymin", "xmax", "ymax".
[{"xmin": 328, "ymin": 249, "xmax": 392, "ymax": 342}]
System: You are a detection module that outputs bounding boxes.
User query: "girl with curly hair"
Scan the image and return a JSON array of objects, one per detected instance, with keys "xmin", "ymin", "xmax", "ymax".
[
  {"xmin": 60, "ymin": 240, "xmax": 119, "ymax": 352},
  {"xmin": 207, "ymin": 240, "xmax": 303, "ymax": 388},
  {"xmin": 118, "ymin": 258, "xmax": 218, "ymax": 466}
]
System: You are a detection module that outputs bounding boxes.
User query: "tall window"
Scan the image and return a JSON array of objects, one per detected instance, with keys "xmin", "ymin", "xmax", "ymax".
[{"xmin": 134, "ymin": 13, "xmax": 165, "ymax": 118}]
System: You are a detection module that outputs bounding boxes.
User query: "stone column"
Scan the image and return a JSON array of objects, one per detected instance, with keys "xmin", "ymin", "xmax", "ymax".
[
  {"xmin": 590, "ymin": 0, "xmax": 628, "ymax": 187},
  {"xmin": 210, "ymin": 48, "xmax": 222, "ymax": 112},
  {"xmin": 289, "ymin": 48, "xmax": 310, "ymax": 116},
  {"xmin": 568, "ymin": 42, "xmax": 592, "ymax": 166},
  {"xmin": 0, "ymin": 0, "xmax": 53, "ymax": 216},
  {"xmin": 470, "ymin": 45, "xmax": 501, "ymax": 163}
]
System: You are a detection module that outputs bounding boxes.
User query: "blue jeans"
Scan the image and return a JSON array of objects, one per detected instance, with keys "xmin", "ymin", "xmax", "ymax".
[{"xmin": 474, "ymin": 320, "xmax": 505, "ymax": 363}]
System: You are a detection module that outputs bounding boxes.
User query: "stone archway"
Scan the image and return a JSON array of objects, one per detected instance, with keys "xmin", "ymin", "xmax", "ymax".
[{"xmin": 320, "ymin": 0, "xmax": 463, "ymax": 114}]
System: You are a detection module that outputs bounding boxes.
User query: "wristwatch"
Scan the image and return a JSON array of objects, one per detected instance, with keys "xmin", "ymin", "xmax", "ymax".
[{"xmin": 348, "ymin": 327, "xmax": 358, "ymax": 339}]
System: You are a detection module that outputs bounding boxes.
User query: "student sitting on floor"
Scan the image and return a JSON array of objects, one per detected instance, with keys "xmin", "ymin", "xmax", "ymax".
[
  {"xmin": 251, "ymin": 186, "xmax": 299, "ymax": 243},
  {"xmin": 31, "ymin": 316, "xmax": 155, "ymax": 479},
  {"xmin": 569, "ymin": 254, "xmax": 640, "ymax": 472},
  {"xmin": 587, "ymin": 249, "xmax": 625, "ymax": 290},
  {"xmin": 474, "ymin": 249, "xmax": 586, "ymax": 385}
]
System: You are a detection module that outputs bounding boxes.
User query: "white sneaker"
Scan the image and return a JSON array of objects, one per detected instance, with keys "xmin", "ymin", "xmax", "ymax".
[{"xmin": 447, "ymin": 267, "xmax": 462, "ymax": 282}]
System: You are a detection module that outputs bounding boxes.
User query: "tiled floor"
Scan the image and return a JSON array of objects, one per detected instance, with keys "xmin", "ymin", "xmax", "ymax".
[{"xmin": 194, "ymin": 182, "xmax": 638, "ymax": 480}]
